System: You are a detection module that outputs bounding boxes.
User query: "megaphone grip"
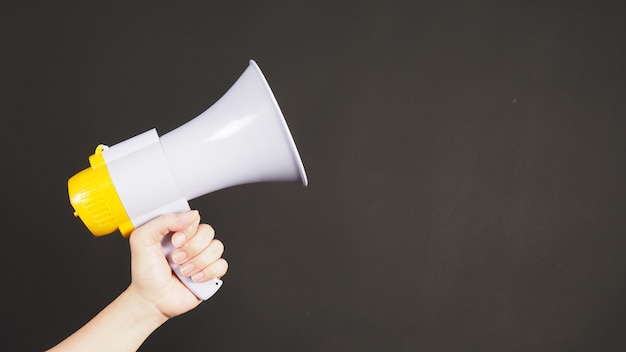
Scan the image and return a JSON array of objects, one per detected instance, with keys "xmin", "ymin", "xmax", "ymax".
[{"xmin": 161, "ymin": 232, "xmax": 223, "ymax": 300}]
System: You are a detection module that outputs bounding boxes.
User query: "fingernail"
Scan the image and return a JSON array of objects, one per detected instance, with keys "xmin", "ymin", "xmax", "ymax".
[
  {"xmin": 172, "ymin": 251, "xmax": 187, "ymax": 263},
  {"xmin": 180, "ymin": 262, "xmax": 194, "ymax": 275},
  {"xmin": 191, "ymin": 271, "xmax": 205, "ymax": 282},
  {"xmin": 172, "ymin": 233, "xmax": 186, "ymax": 247}
]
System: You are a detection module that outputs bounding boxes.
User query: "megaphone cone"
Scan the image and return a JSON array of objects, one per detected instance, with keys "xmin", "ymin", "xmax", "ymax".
[
  {"xmin": 161, "ymin": 59, "xmax": 308, "ymax": 200},
  {"xmin": 68, "ymin": 60, "xmax": 307, "ymax": 300}
]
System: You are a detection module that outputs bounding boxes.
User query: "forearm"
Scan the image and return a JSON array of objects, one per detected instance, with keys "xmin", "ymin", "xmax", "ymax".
[{"xmin": 47, "ymin": 287, "xmax": 168, "ymax": 352}]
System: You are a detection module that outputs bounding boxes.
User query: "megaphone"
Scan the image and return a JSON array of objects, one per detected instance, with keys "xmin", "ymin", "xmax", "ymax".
[{"xmin": 68, "ymin": 60, "xmax": 308, "ymax": 300}]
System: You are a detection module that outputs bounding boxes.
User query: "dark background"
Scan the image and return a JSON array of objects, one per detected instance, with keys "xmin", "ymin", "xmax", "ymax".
[{"xmin": 2, "ymin": 1, "xmax": 625, "ymax": 351}]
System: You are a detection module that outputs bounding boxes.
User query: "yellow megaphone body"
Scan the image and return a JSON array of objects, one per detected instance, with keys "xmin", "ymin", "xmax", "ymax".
[{"xmin": 68, "ymin": 60, "xmax": 307, "ymax": 300}]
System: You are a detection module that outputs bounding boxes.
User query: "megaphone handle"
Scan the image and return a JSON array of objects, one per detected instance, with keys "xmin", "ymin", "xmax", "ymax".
[{"xmin": 161, "ymin": 232, "xmax": 223, "ymax": 300}]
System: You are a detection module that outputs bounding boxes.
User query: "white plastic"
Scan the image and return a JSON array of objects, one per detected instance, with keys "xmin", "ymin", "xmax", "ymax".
[
  {"xmin": 103, "ymin": 129, "xmax": 189, "ymax": 227},
  {"xmin": 160, "ymin": 59, "xmax": 308, "ymax": 199},
  {"xmin": 97, "ymin": 60, "xmax": 307, "ymax": 300}
]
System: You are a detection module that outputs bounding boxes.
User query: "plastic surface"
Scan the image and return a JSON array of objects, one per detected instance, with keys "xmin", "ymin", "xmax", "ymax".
[
  {"xmin": 101, "ymin": 129, "xmax": 189, "ymax": 236},
  {"xmin": 68, "ymin": 145, "xmax": 132, "ymax": 236},
  {"xmin": 159, "ymin": 59, "xmax": 308, "ymax": 201}
]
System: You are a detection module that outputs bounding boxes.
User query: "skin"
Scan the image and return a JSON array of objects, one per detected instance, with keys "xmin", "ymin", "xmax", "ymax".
[{"xmin": 48, "ymin": 210, "xmax": 228, "ymax": 351}]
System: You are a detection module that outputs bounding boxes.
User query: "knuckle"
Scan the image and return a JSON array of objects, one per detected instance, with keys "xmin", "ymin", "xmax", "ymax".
[
  {"xmin": 211, "ymin": 239, "xmax": 225, "ymax": 255},
  {"xmin": 183, "ymin": 228, "xmax": 212, "ymax": 255},
  {"xmin": 198, "ymin": 223, "xmax": 216, "ymax": 238},
  {"xmin": 183, "ymin": 240, "xmax": 201, "ymax": 255},
  {"xmin": 206, "ymin": 259, "xmax": 228, "ymax": 278}
]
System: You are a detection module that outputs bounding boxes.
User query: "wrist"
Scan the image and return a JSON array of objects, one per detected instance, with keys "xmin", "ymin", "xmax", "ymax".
[
  {"xmin": 122, "ymin": 285, "xmax": 170, "ymax": 328},
  {"xmin": 47, "ymin": 286, "xmax": 170, "ymax": 351}
]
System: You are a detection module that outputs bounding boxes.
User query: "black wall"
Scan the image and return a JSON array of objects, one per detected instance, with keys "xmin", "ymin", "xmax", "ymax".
[{"xmin": 2, "ymin": 1, "xmax": 625, "ymax": 351}]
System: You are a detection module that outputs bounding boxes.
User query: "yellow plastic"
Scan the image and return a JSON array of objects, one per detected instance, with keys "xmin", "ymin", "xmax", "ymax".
[{"xmin": 68, "ymin": 145, "xmax": 134, "ymax": 237}]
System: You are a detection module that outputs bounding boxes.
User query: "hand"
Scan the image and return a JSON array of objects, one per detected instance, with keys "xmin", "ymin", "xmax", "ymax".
[
  {"xmin": 48, "ymin": 211, "xmax": 228, "ymax": 351},
  {"xmin": 127, "ymin": 210, "xmax": 228, "ymax": 319}
]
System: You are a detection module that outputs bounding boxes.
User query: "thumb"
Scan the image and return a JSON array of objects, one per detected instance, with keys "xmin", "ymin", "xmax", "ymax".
[{"xmin": 129, "ymin": 210, "xmax": 200, "ymax": 248}]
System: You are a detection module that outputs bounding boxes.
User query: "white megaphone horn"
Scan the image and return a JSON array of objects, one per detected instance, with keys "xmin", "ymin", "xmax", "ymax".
[{"xmin": 68, "ymin": 60, "xmax": 308, "ymax": 300}]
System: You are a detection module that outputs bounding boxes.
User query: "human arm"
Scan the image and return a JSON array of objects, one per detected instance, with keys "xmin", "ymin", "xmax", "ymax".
[{"xmin": 48, "ymin": 210, "xmax": 228, "ymax": 351}]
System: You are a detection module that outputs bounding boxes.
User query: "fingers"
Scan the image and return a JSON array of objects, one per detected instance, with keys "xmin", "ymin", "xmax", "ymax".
[
  {"xmin": 171, "ymin": 223, "xmax": 228, "ymax": 282},
  {"xmin": 130, "ymin": 210, "xmax": 228, "ymax": 282},
  {"xmin": 174, "ymin": 223, "xmax": 216, "ymax": 259},
  {"xmin": 169, "ymin": 213, "xmax": 202, "ymax": 248},
  {"xmin": 130, "ymin": 210, "xmax": 200, "ymax": 248},
  {"xmin": 190, "ymin": 258, "xmax": 228, "ymax": 282}
]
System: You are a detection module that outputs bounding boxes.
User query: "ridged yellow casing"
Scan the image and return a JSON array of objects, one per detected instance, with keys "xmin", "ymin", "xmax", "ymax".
[{"xmin": 68, "ymin": 145, "xmax": 135, "ymax": 237}]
